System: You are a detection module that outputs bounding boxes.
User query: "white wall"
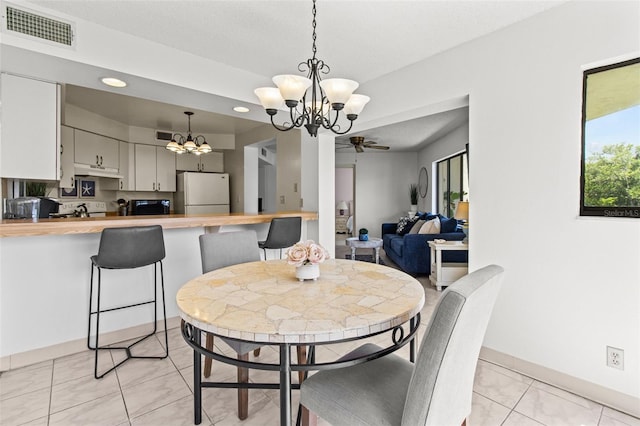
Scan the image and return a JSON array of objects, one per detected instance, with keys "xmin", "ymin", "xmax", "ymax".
[
  {"xmin": 364, "ymin": 1, "xmax": 639, "ymax": 411},
  {"xmin": 418, "ymin": 122, "xmax": 469, "ymax": 212},
  {"xmin": 335, "ymin": 152, "xmax": 418, "ymax": 238},
  {"xmin": 335, "ymin": 167, "xmax": 353, "ymax": 214}
]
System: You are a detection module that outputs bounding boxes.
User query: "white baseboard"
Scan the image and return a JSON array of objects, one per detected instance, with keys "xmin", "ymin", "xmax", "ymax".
[
  {"xmin": 1, "ymin": 316, "xmax": 182, "ymax": 372},
  {"xmin": 479, "ymin": 346, "xmax": 640, "ymax": 419}
]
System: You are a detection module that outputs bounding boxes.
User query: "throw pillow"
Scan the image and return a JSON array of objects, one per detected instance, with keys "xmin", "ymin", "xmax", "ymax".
[
  {"xmin": 419, "ymin": 218, "xmax": 441, "ymax": 234},
  {"xmin": 439, "ymin": 216, "xmax": 458, "ymax": 233},
  {"xmin": 396, "ymin": 216, "xmax": 419, "ymax": 235},
  {"xmin": 408, "ymin": 219, "xmax": 425, "ymax": 234}
]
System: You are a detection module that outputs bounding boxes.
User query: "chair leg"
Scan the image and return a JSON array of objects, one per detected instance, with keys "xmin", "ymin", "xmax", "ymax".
[
  {"xmin": 254, "ymin": 348, "xmax": 261, "ymax": 357},
  {"xmin": 237, "ymin": 353, "xmax": 249, "ymax": 420},
  {"xmin": 296, "ymin": 345, "xmax": 307, "ymax": 384},
  {"xmin": 204, "ymin": 333, "xmax": 214, "ymax": 378}
]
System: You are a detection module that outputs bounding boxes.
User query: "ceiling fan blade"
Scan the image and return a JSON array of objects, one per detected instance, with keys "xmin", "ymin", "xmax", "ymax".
[
  {"xmin": 355, "ymin": 145, "xmax": 364, "ymax": 153},
  {"xmin": 366, "ymin": 145, "xmax": 390, "ymax": 150},
  {"xmin": 363, "ymin": 141, "xmax": 378, "ymax": 145}
]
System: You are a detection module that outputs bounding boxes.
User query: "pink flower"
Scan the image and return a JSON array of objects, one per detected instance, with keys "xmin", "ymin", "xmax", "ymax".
[
  {"xmin": 307, "ymin": 242, "xmax": 327, "ymax": 264},
  {"xmin": 286, "ymin": 242, "xmax": 309, "ymax": 267},
  {"xmin": 285, "ymin": 240, "xmax": 330, "ymax": 266}
]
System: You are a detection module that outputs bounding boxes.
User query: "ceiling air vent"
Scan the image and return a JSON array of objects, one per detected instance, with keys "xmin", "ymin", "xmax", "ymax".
[
  {"xmin": 5, "ymin": 6, "xmax": 74, "ymax": 46},
  {"xmin": 156, "ymin": 131, "xmax": 173, "ymax": 142}
]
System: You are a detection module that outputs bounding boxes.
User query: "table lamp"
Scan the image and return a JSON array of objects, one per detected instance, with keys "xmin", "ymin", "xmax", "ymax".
[
  {"xmin": 454, "ymin": 200, "xmax": 469, "ymax": 243},
  {"xmin": 337, "ymin": 200, "xmax": 348, "ymax": 216}
]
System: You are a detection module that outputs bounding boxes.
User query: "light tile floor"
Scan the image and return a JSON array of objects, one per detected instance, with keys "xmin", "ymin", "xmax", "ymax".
[{"xmin": 1, "ymin": 237, "xmax": 637, "ymax": 426}]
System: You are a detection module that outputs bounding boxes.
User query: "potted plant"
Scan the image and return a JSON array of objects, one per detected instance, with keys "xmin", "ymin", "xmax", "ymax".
[
  {"xmin": 358, "ymin": 228, "xmax": 369, "ymax": 241},
  {"xmin": 409, "ymin": 184, "xmax": 418, "ymax": 212}
]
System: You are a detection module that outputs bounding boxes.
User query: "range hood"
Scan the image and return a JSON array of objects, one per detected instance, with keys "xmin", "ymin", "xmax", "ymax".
[{"xmin": 74, "ymin": 163, "xmax": 123, "ymax": 179}]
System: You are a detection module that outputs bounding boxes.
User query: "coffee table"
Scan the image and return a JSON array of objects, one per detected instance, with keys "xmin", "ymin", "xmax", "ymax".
[{"xmin": 345, "ymin": 237, "xmax": 383, "ymax": 264}]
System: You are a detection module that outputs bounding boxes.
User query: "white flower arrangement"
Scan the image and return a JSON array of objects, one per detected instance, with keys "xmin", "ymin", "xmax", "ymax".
[{"xmin": 286, "ymin": 240, "xmax": 330, "ymax": 267}]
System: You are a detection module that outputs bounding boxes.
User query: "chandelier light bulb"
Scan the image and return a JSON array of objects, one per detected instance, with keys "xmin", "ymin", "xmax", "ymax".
[
  {"xmin": 319, "ymin": 78, "xmax": 359, "ymax": 108},
  {"xmin": 273, "ymin": 75, "xmax": 312, "ymax": 105},
  {"xmin": 344, "ymin": 94, "xmax": 371, "ymax": 116}
]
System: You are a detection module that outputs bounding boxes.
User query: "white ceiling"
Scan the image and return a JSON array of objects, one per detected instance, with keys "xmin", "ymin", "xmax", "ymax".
[{"xmin": 26, "ymin": 0, "xmax": 567, "ymax": 151}]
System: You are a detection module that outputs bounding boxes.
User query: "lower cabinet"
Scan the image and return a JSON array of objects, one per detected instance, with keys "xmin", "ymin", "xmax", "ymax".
[{"xmin": 135, "ymin": 144, "xmax": 176, "ymax": 192}]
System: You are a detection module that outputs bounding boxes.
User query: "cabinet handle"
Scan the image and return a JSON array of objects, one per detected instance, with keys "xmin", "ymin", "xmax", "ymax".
[
  {"xmin": 120, "ymin": 180, "xmax": 123, "ymax": 190},
  {"xmin": 60, "ymin": 169, "xmax": 63, "ymax": 178},
  {"xmin": 158, "ymin": 182, "xmax": 161, "ymax": 191},
  {"xmin": 70, "ymin": 177, "xmax": 74, "ymax": 187},
  {"xmin": 100, "ymin": 156, "xmax": 103, "ymax": 166},
  {"xmin": 153, "ymin": 182, "xmax": 156, "ymax": 191},
  {"xmin": 96, "ymin": 155, "xmax": 99, "ymax": 165},
  {"xmin": 60, "ymin": 145, "xmax": 64, "ymax": 155}
]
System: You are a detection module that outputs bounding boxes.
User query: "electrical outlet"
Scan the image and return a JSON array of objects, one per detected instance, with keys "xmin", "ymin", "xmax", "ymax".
[
  {"xmin": 294, "ymin": 183, "xmax": 298, "ymax": 193},
  {"xmin": 280, "ymin": 195, "xmax": 285, "ymax": 204},
  {"xmin": 607, "ymin": 346, "xmax": 624, "ymax": 370}
]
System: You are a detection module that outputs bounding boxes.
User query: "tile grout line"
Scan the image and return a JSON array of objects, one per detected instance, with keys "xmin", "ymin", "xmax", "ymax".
[
  {"xmin": 113, "ymin": 348, "xmax": 133, "ymax": 425},
  {"xmin": 499, "ymin": 377, "xmax": 536, "ymax": 426},
  {"xmin": 47, "ymin": 359, "xmax": 54, "ymax": 426}
]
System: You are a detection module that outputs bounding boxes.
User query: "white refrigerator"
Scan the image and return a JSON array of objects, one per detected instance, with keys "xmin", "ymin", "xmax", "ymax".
[{"xmin": 175, "ymin": 172, "xmax": 230, "ymax": 214}]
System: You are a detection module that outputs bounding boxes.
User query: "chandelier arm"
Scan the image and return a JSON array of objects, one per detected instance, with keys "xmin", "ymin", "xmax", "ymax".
[{"xmin": 270, "ymin": 115, "xmax": 297, "ymax": 132}]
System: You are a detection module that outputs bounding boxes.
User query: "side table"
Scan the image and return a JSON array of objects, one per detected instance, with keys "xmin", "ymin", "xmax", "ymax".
[
  {"xmin": 345, "ymin": 237, "xmax": 383, "ymax": 264},
  {"xmin": 428, "ymin": 240, "xmax": 469, "ymax": 291}
]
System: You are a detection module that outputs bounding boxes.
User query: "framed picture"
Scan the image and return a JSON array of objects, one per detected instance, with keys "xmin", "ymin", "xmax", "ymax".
[
  {"xmin": 60, "ymin": 180, "xmax": 79, "ymax": 198},
  {"xmin": 80, "ymin": 180, "xmax": 96, "ymax": 198}
]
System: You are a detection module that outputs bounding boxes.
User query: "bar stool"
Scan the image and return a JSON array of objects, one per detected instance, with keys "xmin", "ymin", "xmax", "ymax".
[
  {"xmin": 87, "ymin": 225, "xmax": 168, "ymax": 379},
  {"xmin": 258, "ymin": 216, "xmax": 302, "ymax": 259}
]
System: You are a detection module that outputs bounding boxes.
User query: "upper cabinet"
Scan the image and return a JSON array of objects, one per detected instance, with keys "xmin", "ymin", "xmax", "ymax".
[
  {"xmin": 59, "ymin": 126, "xmax": 75, "ymax": 189},
  {"xmin": 0, "ymin": 74, "xmax": 60, "ymax": 180},
  {"xmin": 74, "ymin": 129, "xmax": 119, "ymax": 170},
  {"xmin": 176, "ymin": 151, "xmax": 224, "ymax": 172},
  {"xmin": 135, "ymin": 145, "xmax": 176, "ymax": 192}
]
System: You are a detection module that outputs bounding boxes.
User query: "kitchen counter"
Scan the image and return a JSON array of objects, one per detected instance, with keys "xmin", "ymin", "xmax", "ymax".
[{"xmin": 0, "ymin": 211, "xmax": 318, "ymax": 238}]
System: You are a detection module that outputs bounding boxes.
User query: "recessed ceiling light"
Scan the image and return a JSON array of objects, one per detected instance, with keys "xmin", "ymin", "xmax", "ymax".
[
  {"xmin": 101, "ymin": 77, "xmax": 127, "ymax": 88},
  {"xmin": 233, "ymin": 106, "xmax": 250, "ymax": 113}
]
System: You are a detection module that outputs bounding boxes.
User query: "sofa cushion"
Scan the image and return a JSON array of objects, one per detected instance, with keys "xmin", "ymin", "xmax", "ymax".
[
  {"xmin": 396, "ymin": 216, "xmax": 419, "ymax": 235},
  {"xmin": 389, "ymin": 236, "xmax": 405, "ymax": 257},
  {"xmin": 408, "ymin": 219, "xmax": 425, "ymax": 234},
  {"xmin": 419, "ymin": 218, "xmax": 441, "ymax": 234},
  {"xmin": 440, "ymin": 216, "xmax": 458, "ymax": 233}
]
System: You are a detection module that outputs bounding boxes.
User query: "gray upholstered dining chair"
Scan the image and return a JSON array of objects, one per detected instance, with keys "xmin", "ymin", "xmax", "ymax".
[
  {"xmin": 258, "ymin": 216, "xmax": 302, "ymax": 259},
  {"xmin": 199, "ymin": 230, "xmax": 263, "ymax": 420},
  {"xmin": 300, "ymin": 264, "xmax": 505, "ymax": 426}
]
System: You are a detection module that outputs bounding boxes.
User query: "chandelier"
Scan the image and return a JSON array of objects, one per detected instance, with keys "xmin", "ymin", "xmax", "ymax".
[
  {"xmin": 165, "ymin": 111, "xmax": 212, "ymax": 155},
  {"xmin": 254, "ymin": 0, "xmax": 369, "ymax": 137}
]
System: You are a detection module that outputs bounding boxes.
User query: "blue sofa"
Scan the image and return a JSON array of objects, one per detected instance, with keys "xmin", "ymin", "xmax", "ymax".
[{"xmin": 381, "ymin": 214, "xmax": 467, "ymax": 275}]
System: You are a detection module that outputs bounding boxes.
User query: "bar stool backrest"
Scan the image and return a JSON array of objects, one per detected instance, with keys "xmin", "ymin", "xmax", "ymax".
[
  {"xmin": 261, "ymin": 216, "xmax": 302, "ymax": 249},
  {"xmin": 93, "ymin": 225, "xmax": 166, "ymax": 269}
]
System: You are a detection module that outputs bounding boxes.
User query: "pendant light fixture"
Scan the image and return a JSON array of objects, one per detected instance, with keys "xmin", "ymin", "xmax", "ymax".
[
  {"xmin": 254, "ymin": 0, "xmax": 370, "ymax": 137},
  {"xmin": 166, "ymin": 111, "xmax": 212, "ymax": 155}
]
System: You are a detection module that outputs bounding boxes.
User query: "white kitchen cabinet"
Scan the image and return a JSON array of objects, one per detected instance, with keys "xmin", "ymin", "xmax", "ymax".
[
  {"xmin": 0, "ymin": 73, "xmax": 60, "ymax": 180},
  {"xmin": 135, "ymin": 144, "xmax": 176, "ymax": 192},
  {"xmin": 102, "ymin": 141, "xmax": 135, "ymax": 191},
  {"xmin": 74, "ymin": 129, "xmax": 119, "ymax": 170},
  {"xmin": 59, "ymin": 126, "xmax": 75, "ymax": 189},
  {"xmin": 175, "ymin": 151, "xmax": 223, "ymax": 172}
]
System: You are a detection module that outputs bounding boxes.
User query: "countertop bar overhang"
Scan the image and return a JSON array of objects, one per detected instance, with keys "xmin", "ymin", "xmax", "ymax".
[{"xmin": 0, "ymin": 211, "xmax": 319, "ymax": 238}]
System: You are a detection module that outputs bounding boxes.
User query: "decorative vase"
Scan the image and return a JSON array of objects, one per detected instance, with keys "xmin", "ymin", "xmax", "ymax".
[
  {"xmin": 359, "ymin": 233, "xmax": 369, "ymax": 241},
  {"xmin": 410, "ymin": 204, "xmax": 418, "ymax": 213},
  {"xmin": 296, "ymin": 263, "xmax": 320, "ymax": 281}
]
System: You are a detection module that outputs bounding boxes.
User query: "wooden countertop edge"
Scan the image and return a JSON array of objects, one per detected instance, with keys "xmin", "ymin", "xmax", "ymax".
[{"xmin": 0, "ymin": 211, "xmax": 319, "ymax": 238}]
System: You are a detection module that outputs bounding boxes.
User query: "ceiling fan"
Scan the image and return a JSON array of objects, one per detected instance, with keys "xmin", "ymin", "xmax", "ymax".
[{"xmin": 338, "ymin": 136, "xmax": 390, "ymax": 153}]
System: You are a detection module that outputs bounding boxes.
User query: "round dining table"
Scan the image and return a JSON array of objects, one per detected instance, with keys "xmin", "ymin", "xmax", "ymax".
[{"xmin": 176, "ymin": 258, "xmax": 425, "ymax": 426}]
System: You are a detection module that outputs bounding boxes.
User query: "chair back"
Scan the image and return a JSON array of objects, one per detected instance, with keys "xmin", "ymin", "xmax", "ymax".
[
  {"xmin": 262, "ymin": 216, "xmax": 302, "ymax": 249},
  {"xmin": 93, "ymin": 225, "xmax": 165, "ymax": 269},
  {"xmin": 199, "ymin": 230, "xmax": 261, "ymax": 273},
  {"xmin": 402, "ymin": 264, "xmax": 504, "ymax": 426}
]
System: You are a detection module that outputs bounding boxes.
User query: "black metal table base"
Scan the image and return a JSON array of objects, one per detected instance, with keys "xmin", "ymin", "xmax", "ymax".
[{"xmin": 181, "ymin": 313, "xmax": 420, "ymax": 426}]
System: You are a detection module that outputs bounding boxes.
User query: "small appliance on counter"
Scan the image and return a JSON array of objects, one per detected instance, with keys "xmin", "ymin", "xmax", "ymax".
[
  {"xmin": 3, "ymin": 197, "xmax": 60, "ymax": 219},
  {"xmin": 130, "ymin": 199, "xmax": 170, "ymax": 215},
  {"xmin": 57, "ymin": 201, "xmax": 107, "ymax": 218}
]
